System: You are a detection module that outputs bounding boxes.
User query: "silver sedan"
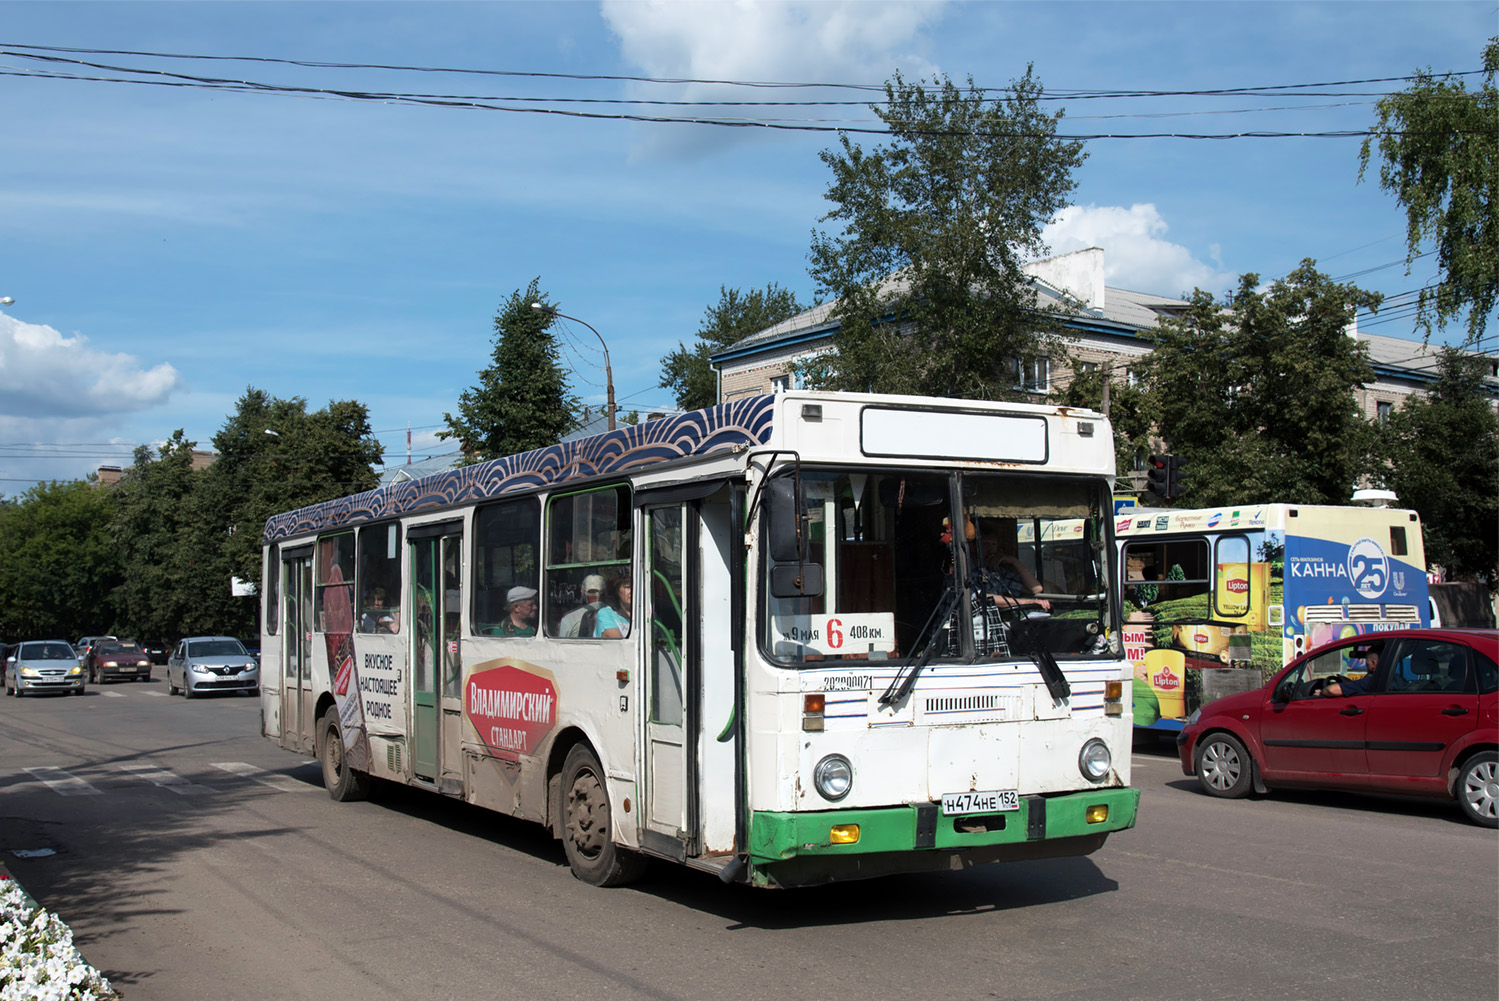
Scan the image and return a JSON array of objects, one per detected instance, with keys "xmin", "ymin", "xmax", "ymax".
[
  {"xmin": 167, "ymin": 636, "xmax": 261, "ymax": 698},
  {"xmin": 5, "ymin": 640, "xmax": 87, "ymax": 696}
]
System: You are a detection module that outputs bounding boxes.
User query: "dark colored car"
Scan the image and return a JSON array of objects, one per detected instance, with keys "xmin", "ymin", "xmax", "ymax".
[
  {"xmin": 87, "ymin": 640, "xmax": 153, "ymax": 683},
  {"xmin": 142, "ymin": 641, "xmax": 171, "ymax": 665},
  {"xmin": 1178, "ymin": 628, "xmax": 1498, "ymax": 827}
]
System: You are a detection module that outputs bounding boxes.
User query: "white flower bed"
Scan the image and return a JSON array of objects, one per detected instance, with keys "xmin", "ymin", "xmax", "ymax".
[{"xmin": 0, "ymin": 879, "xmax": 116, "ymax": 1001}]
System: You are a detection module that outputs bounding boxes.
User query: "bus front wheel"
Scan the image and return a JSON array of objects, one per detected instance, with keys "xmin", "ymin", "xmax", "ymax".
[
  {"xmin": 318, "ymin": 709, "xmax": 370, "ymax": 802},
  {"xmin": 560, "ymin": 744, "xmax": 645, "ymax": 887}
]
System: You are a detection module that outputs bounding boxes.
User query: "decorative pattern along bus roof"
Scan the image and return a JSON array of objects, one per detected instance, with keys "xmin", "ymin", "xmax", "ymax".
[{"xmin": 262, "ymin": 396, "xmax": 776, "ymax": 543}]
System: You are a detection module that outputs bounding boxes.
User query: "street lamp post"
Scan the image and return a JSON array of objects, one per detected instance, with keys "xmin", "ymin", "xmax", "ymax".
[{"xmin": 531, "ymin": 302, "xmax": 615, "ymax": 431}]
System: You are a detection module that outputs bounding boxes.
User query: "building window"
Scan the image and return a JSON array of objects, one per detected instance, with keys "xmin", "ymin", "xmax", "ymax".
[
  {"xmin": 1014, "ymin": 357, "xmax": 1050, "ymax": 393},
  {"xmin": 1125, "ymin": 367, "xmax": 1140, "ymax": 388},
  {"xmin": 1078, "ymin": 361, "xmax": 1100, "ymax": 373},
  {"xmin": 771, "ymin": 373, "xmax": 793, "ymax": 393},
  {"xmin": 1376, "ymin": 401, "xmax": 1393, "ymax": 422}
]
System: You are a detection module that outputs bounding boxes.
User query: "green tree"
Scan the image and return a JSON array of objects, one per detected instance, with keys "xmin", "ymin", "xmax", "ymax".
[
  {"xmin": 1056, "ymin": 361, "xmax": 1159, "ymax": 488},
  {"xmin": 1381, "ymin": 348, "xmax": 1499, "ymax": 588},
  {"xmin": 805, "ymin": 69, "xmax": 1085, "ymax": 397},
  {"xmin": 0, "ymin": 480, "xmax": 119, "ymax": 640},
  {"xmin": 440, "ymin": 278, "xmax": 579, "ymax": 461},
  {"xmin": 111, "ymin": 431, "xmax": 203, "ymax": 645},
  {"xmin": 206, "ymin": 388, "xmax": 384, "ymax": 636},
  {"xmin": 1359, "ymin": 37, "xmax": 1498, "ymax": 345},
  {"xmin": 1140, "ymin": 261, "xmax": 1382, "ymax": 506},
  {"xmin": 659, "ymin": 283, "xmax": 808, "ymax": 410}
]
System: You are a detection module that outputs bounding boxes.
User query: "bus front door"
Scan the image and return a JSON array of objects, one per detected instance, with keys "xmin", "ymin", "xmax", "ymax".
[
  {"xmin": 643, "ymin": 505, "xmax": 689, "ymax": 853},
  {"xmin": 281, "ymin": 553, "xmax": 315, "ymax": 755},
  {"xmin": 411, "ymin": 526, "xmax": 463, "ymax": 786}
]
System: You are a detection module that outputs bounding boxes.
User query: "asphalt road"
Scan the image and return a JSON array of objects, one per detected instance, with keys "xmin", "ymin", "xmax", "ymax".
[{"xmin": 1, "ymin": 680, "xmax": 1494, "ymax": 1001}]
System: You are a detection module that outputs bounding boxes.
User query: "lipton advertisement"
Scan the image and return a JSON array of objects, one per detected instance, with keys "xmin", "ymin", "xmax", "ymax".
[
  {"xmin": 1121, "ymin": 509, "xmax": 1432, "ymax": 728},
  {"xmin": 1122, "ymin": 531, "xmax": 1282, "ymax": 728}
]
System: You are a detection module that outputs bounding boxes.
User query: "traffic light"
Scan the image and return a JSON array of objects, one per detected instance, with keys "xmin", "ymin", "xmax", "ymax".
[
  {"xmin": 1166, "ymin": 456, "xmax": 1189, "ymax": 499},
  {"xmin": 1146, "ymin": 454, "xmax": 1170, "ymax": 497}
]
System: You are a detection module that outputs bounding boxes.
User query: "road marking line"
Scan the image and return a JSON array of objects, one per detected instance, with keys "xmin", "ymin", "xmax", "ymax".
[
  {"xmin": 143, "ymin": 691, "xmax": 170, "ymax": 697},
  {"xmin": 116, "ymin": 764, "xmax": 214, "ymax": 795},
  {"xmin": 210, "ymin": 761, "xmax": 307, "ymax": 793},
  {"xmin": 101, "ymin": 691, "xmax": 126, "ymax": 698},
  {"xmin": 23, "ymin": 767, "xmax": 102, "ymax": 796}
]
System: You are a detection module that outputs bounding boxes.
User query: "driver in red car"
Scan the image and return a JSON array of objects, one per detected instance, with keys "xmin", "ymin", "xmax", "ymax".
[{"xmin": 1321, "ymin": 647, "xmax": 1380, "ymax": 697}]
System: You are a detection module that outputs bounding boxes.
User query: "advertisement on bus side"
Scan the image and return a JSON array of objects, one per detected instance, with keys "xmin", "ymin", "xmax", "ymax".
[{"xmin": 1119, "ymin": 507, "xmax": 1428, "ymax": 730}]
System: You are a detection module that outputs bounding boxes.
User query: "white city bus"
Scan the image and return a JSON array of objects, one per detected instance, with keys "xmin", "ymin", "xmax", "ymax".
[{"xmin": 260, "ymin": 391, "xmax": 1139, "ymax": 888}]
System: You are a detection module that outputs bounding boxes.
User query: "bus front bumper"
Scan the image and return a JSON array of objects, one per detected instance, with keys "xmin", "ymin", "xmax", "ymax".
[{"xmin": 745, "ymin": 787, "xmax": 1140, "ymax": 888}]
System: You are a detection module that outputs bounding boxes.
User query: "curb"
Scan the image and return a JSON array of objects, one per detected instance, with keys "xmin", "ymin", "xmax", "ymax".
[{"xmin": 0, "ymin": 859, "xmax": 38, "ymax": 908}]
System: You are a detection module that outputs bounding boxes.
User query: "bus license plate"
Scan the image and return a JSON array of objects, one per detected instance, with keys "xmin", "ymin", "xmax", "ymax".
[{"xmin": 941, "ymin": 789, "xmax": 1019, "ymax": 815}]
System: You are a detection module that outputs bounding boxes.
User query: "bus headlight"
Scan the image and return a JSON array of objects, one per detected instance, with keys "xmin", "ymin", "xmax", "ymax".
[
  {"xmin": 813, "ymin": 754, "xmax": 853, "ymax": 802},
  {"xmin": 1078, "ymin": 739, "xmax": 1112, "ymax": 782}
]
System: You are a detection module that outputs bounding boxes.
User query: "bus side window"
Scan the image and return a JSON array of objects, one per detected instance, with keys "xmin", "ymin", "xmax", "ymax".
[
  {"xmin": 1390, "ymin": 526, "xmax": 1408, "ymax": 557},
  {"xmin": 472, "ymin": 496, "xmax": 540, "ymax": 636},
  {"xmin": 546, "ymin": 485, "xmax": 631, "ymax": 638},
  {"xmin": 357, "ymin": 523, "xmax": 402, "ymax": 634}
]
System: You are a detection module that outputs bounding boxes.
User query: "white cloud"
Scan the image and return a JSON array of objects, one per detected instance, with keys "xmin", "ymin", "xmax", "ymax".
[
  {"xmin": 1043, "ymin": 204, "xmax": 1235, "ymax": 299},
  {"xmin": 0, "ymin": 313, "xmax": 182, "ymax": 418},
  {"xmin": 601, "ymin": 0, "xmax": 946, "ymax": 156}
]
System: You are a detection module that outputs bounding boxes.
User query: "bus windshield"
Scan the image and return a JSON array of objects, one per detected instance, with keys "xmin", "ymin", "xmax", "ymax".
[{"xmin": 762, "ymin": 468, "xmax": 1116, "ymax": 666}]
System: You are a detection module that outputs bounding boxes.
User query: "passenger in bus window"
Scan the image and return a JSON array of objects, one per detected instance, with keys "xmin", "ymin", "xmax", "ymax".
[
  {"xmin": 559, "ymin": 574, "xmax": 607, "ymax": 638},
  {"xmin": 978, "ymin": 532, "xmax": 1051, "ymax": 612},
  {"xmin": 360, "ymin": 587, "xmax": 398, "ymax": 634},
  {"xmin": 595, "ymin": 573, "xmax": 632, "ymax": 639},
  {"xmin": 495, "ymin": 586, "xmax": 539, "ymax": 637}
]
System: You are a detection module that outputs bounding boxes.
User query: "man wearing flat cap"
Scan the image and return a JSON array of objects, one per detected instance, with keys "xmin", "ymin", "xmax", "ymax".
[{"xmin": 496, "ymin": 585, "xmax": 539, "ymax": 637}]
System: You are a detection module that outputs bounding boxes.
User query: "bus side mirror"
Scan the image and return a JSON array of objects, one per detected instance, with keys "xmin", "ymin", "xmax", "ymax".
[
  {"xmin": 770, "ymin": 562, "xmax": 825, "ymax": 599},
  {"xmin": 766, "ymin": 478, "xmax": 807, "ymax": 563}
]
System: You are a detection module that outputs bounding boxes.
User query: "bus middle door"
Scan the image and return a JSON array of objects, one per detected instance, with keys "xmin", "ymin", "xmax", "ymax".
[
  {"xmin": 281, "ymin": 549, "xmax": 315, "ymax": 755},
  {"xmin": 410, "ymin": 522, "xmax": 464, "ymax": 789},
  {"xmin": 642, "ymin": 503, "xmax": 690, "ymax": 856}
]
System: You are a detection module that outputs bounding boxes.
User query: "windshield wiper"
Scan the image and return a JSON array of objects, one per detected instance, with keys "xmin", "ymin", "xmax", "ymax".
[
  {"xmin": 997, "ymin": 595, "xmax": 1072, "ymax": 704},
  {"xmin": 879, "ymin": 583, "xmax": 961, "ymax": 707}
]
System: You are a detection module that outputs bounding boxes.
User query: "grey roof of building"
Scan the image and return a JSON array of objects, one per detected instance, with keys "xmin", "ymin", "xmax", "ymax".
[
  {"xmin": 713, "ymin": 281, "xmax": 1190, "ymax": 362},
  {"xmin": 378, "ymin": 451, "xmax": 463, "ymax": 487}
]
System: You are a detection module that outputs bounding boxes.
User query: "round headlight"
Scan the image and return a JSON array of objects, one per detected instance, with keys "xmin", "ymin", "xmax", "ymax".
[
  {"xmin": 1078, "ymin": 738, "xmax": 1112, "ymax": 782},
  {"xmin": 813, "ymin": 754, "xmax": 853, "ymax": 802}
]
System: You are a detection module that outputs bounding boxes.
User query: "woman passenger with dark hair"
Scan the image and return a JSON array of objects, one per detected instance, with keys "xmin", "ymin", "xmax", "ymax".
[{"xmin": 594, "ymin": 571, "xmax": 633, "ymax": 639}]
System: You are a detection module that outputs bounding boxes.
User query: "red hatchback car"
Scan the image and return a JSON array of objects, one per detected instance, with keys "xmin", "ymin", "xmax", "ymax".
[{"xmin": 1178, "ymin": 628, "xmax": 1498, "ymax": 826}]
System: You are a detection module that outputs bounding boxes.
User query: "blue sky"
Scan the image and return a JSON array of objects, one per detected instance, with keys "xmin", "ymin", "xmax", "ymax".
[{"xmin": 0, "ymin": 1, "xmax": 1492, "ymax": 492}]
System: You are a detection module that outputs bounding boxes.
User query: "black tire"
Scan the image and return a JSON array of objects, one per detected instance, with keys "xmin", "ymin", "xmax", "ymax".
[
  {"xmin": 1195, "ymin": 732, "xmax": 1254, "ymax": 799},
  {"xmin": 74, "ymin": 687, "xmax": 84, "ymax": 696},
  {"xmin": 559, "ymin": 744, "xmax": 646, "ymax": 887},
  {"xmin": 1456, "ymin": 751, "xmax": 1499, "ymax": 828},
  {"xmin": 318, "ymin": 709, "xmax": 370, "ymax": 802},
  {"xmin": 183, "ymin": 684, "xmax": 195, "ymax": 700},
  {"xmin": 168, "ymin": 681, "xmax": 179, "ymax": 695}
]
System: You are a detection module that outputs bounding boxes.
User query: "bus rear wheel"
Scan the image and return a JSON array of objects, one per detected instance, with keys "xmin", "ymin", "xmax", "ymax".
[
  {"xmin": 318, "ymin": 709, "xmax": 370, "ymax": 802},
  {"xmin": 560, "ymin": 744, "xmax": 645, "ymax": 887}
]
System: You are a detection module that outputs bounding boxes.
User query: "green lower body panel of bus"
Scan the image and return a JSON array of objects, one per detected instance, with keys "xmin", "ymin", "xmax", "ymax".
[{"xmin": 745, "ymin": 787, "xmax": 1140, "ymax": 888}]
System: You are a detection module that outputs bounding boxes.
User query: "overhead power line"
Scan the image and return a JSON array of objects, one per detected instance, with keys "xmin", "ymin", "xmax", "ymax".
[{"xmin": 0, "ymin": 43, "xmax": 1485, "ymax": 140}]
